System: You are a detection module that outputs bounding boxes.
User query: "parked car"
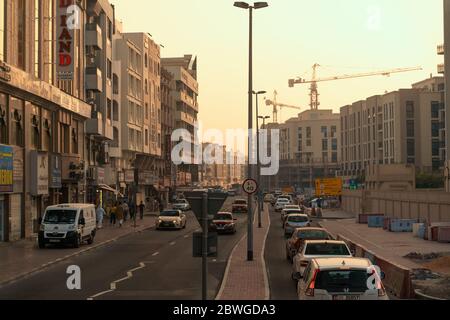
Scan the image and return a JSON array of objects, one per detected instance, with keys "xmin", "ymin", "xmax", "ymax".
[
  {"xmin": 227, "ymin": 189, "xmax": 237, "ymax": 196},
  {"xmin": 284, "ymin": 214, "xmax": 311, "ymax": 237},
  {"xmin": 38, "ymin": 204, "xmax": 97, "ymax": 249},
  {"xmin": 275, "ymin": 198, "xmax": 291, "ymax": 212},
  {"xmin": 156, "ymin": 210, "xmax": 187, "ymax": 230},
  {"xmin": 281, "ymin": 208, "xmax": 304, "ymax": 225},
  {"xmin": 232, "ymin": 199, "xmax": 248, "ymax": 213},
  {"xmin": 294, "ymin": 257, "xmax": 388, "ymax": 300},
  {"xmin": 209, "ymin": 212, "xmax": 237, "ymax": 234},
  {"xmin": 285, "ymin": 228, "xmax": 334, "ymax": 262},
  {"xmin": 173, "ymin": 199, "xmax": 191, "ymax": 211},
  {"xmin": 292, "ymin": 240, "xmax": 353, "ymax": 279}
]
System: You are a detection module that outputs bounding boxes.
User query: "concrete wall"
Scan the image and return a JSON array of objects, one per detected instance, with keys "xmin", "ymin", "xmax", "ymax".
[{"xmin": 342, "ymin": 189, "xmax": 450, "ymax": 223}]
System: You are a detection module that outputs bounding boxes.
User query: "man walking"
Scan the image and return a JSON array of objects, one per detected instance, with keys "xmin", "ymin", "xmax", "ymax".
[
  {"xmin": 138, "ymin": 201, "xmax": 145, "ymax": 220},
  {"xmin": 116, "ymin": 201, "xmax": 125, "ymax": 227},
  {"xmin": 96, "ymin": 204, "xmax": 105, "ymax": 229}
]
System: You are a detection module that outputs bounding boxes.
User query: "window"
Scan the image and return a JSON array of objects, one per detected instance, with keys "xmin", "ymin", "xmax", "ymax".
[
  {"xmin": 298, "ymin": 127, "xmax": 302, "ymax": 139},
  {"xmin": 47, "ymin": 0, "xmax": 54, "ymax": 84},
  {"xmin": 107, "ymin": 18, "xmax": 113, "ymax": 40},
  {"xmin": 17, "ymin": 0, "xmax": 26, "ymax": 69},
  {"xmin": 406, "ymin": 101, "xmax": 414, "ymax": 118},
  {"xmin": 107, "ymin": 59, "xmax": 112, "ymax": 80},
  {"xmin": 113, "ymin": 74, "xmax": 119, "ymax": 94},
  {"xmin": 432, "ymin": 121, "xmax": 440, "ymax": 138},
  {"xmin": 331, "ymin": 126, "xmax": 337, "ymax": 138},
  {"xmin": 31, "ymin": 106, "xmax": 41, "ymax": 150},
  {"xmin": 406, "ymin": 120, "xmax": 414, "ymax": 137},
  {"xmin": 431, "ymin": 101, "xmax": 440, "ymax": 119},
  {"xmin": 306, "ymin": 127, "xmax": 311, "ymax": 139},
  {"xmin": 113, "ymin": 100, "xmax": 119, "ymax": 121},
  {"xmin": 59, "ymin": 123, "xmax": 70, "ymax": 154},
  {"xmin": 321, "ymin": 126, "xmax": 328, "ymax": 138},
  {"xmin": 112, "ymin": 127, "xmax": 119, "ymax": 148},
  {"xmin": 332, "ymin": 152, "xmax": 338, "ymax": 163},
  {"xmin": 71, "ymin": 124, "xmax": 78, "ymax": 154},
  {"xmin": 42, "ymin": 115, "xmax": 52, "ymax": 152},
  {"xmin": 407, "ymin": 139, "xmax": 415, "ymax": 157},
  {"xmin": 145, "ymin": 103, "xmax": 149, "ymax": 119},
  {"xmin": 0, "ymin": 94, "xmax": 7, "ymax": 144},
  {"xmin": 145, "ymin": 129, "xmax": 148, "ymax": 146},
  {"xmin": 332, "ymin": 139, "xmax": 338, "ymax": 151},
  {"xmin": 432, "ymin": 140, "xmax": 440, "ymax": 157},
  {"xmin": 107, "ymin": 99, "xmax": 112, "ymax": 120},
  {"xmin": 306, "ymin": 140, "xmax": 311, "ymax": 147},
  {"xmin": 322, "ymin": 152, "xmax": 328, "ymax": 163},
  {"xmin": 322, "ymin": 139, "xmax": 328, "ymax": 151},
  {"xmin": 34, "ymin": 0, "xmax": 41, "ymax": 78},
  {"xmin": 10, "ymin": 97, "xmax": 24, "ymax": 147}
]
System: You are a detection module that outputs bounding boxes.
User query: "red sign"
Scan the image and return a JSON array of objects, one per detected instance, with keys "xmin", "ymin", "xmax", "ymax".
[{"xmin": 57, "ymin": 0, "xmax": 75, "ymax": 80}]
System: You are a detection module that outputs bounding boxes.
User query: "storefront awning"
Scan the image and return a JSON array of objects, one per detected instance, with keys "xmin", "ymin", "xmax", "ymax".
[{"xmin": 98, "ymin": 184, "xmax": 124, "ymax": 197}]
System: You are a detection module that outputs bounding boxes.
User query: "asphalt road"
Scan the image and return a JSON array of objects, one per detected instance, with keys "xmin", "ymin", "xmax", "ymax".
[
  {"xmin": 264, "ymin": 205, "xmax": 298, "ymax": 300},
  {"xmin": 0, "ymin": 197, "xmax": 247, "ymax": 300}
]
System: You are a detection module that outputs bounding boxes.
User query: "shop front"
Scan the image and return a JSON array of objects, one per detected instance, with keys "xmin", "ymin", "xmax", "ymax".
[{"xmin": 0, "ymin": 144, "xmax": 13, "ymax": 242}]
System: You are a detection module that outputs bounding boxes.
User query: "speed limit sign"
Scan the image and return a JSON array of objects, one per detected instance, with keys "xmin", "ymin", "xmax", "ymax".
[{"xmin": 242, "ymin": 179, "xmax": 258, "ymax": 195}]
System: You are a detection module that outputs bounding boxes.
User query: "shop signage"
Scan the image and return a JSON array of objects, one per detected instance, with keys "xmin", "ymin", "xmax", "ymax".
[
  {"xmin": 96, "ymin": 167, "xmax": 105, "ymax": 185},
  {"xmin": 125, "ymin": 170, "xmax": 135, "ymax": 183},
  {"xmin": 118, "ymin": 171, "xmax": 125, "ymax": 183},
  {"xmin": 49, "ymin": 155, "xmax": 62, "ymax": 189},
  {"xmin": 0, "ymin": 145, "xmax": 13, "ymax": 193},
  {"xmin": 138, "ymin": 171, "xmax": 158, "ymax": 186},
  {"xmin": 57, "ymin": 0, "xmax": 77, "ymax": 81},
  {"xmin": 30, "ymin": 151, "xmax": 49, "ymax": 196}
]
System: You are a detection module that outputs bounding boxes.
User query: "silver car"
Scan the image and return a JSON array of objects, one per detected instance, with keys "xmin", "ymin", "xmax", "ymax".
[{"xmin": 156, "ymin": 210, "xmax": 187, "ymax": 230}]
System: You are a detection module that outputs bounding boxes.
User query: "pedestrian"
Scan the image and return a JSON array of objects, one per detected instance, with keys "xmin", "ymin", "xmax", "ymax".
[
  {"xmin": 123, "ymin": 201, "xmax": 129, "ymax": 221},
  {"xmin": 116, "ymin": 201, "xmax": 125, "ymax": 227},
  {"xmin": 110, "ymin": 202, "xmax": 117, "ymax": 225},
  {"xmin": 138, "ymin": 201, "xmax": 145, "ymax": 220},
  {"xmin": 130, "ymin": 201, "xmax": 136, "ymax": 221},
  {"xmin": 96, "ymin": 204, "xmax": 105, "ymax": 229}
]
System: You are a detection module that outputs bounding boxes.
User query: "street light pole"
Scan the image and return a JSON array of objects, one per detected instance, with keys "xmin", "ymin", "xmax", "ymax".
[
  {"xmin": 254, "ymin": 91, "xmax": 266, "ymax": 229},
  {"xmin": 258, "ymin": 115, "xmax": 270, "ymax": 195},
  {"xmin": 234, "ymin": 1, "xmax": 268, "ymax": 261}
]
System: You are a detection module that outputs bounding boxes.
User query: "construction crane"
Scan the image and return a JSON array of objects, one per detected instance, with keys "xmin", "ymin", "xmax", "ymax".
[
  {"xmin": 289, "ymin": 64, "xmax": 423, "ymax": 110},
  {"xmin": 264, "ymin": 90, "xmax": 302, "ymax": 123}
]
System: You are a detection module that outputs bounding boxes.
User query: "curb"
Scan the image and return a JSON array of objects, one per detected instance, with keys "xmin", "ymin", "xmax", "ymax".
[
  {"xmin": 415, "ymin": 289, "xmax": 446, "ymax": 301},
  {"xmin": 0, "ymin": 225, "xmax": 154, "ymax": 288},
  {"xmin": 260, "ymin": 205, "xmax": 271, "ymax": 300}
]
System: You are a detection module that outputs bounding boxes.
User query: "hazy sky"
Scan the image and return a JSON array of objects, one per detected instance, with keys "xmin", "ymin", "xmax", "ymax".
[{"xmin": 112, "ymin": 0, "xmax": 444, "ymax": 131}]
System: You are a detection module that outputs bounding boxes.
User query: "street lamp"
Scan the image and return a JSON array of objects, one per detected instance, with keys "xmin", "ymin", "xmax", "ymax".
[
  {"xmin": 253, "ymin": 91, "xmax": 266, "ymax": 229},
  {"xmin": 234, "ymin": 1, "xmax": 269, "ymax": 261},
  {"xmin": 258, "ymin": 115, "xmax": 270, "ymax": 196}
]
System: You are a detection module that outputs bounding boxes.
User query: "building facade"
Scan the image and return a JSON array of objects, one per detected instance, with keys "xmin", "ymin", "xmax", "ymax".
[
  {"xmin": 276, "ymin": 110, "xmax": 341, "ymax": 193},
  {"xmin": 340, "ymin": 80, "xmax": 445, "ymax": 181}
]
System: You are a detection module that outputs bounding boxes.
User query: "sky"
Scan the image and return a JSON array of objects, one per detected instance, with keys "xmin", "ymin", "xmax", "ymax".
[{"xmin": 112, "ymin": 0, "xmax": 444, "ymax": 132}]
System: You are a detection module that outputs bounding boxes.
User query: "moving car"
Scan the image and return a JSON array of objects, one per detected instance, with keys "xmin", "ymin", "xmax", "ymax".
[
  {"xmin": 294, "ymin": 258, "xmax": 388, "ymax": 300},
  {"xmin": 264, "ymin": 193, "xmax": 276, "ymax": 203},
  {"xmin": 284, "ymin": 214, "xmax": 311, "ymax": 237},
  {"xmin": 173, "ymin": 199, "xmax": 191, "ymax": 211},
  {"xmin": 281, "ymin": 208, "xmax": 304, "ymax": 225},
  {"xmin": 156, "ymin": 210, "xmax": 187, "ymax": 230},
  {"xmin": 275, "ymin": 198, "xmax": 290, "ymax": 212},
  {"xmin": 292, "ymin": 240, "xmax": 353, "ymax": 279},
  {"xmin": 228, "ymin": 189, "xmax": 237, "ymax": 196},
  {"xmin": 232, "ymin": 199, "xmax": 248, "ymax": 213},
  {"xmin": 285, "ymin": 228, "xmax": 334, "ymax": 261},
  {"xmin": 209, "ymin": 212, "xmax": 237, "ymax": 234},
  {"xmin": 38, "ymin": 204, "xmax": 97, "ymax": 249}
]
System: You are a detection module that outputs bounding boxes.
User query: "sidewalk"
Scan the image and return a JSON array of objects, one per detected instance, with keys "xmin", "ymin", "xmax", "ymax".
[
  {"xmin": 0, "ymin": 215, "xmax": 156, "ymax": 286},
  {"xmin": 319, "ymin": 217, "xmax": 450, "ymax": 270},
  {"xmin": 216, "ymin": 205, "xmax": 270, "ymax": 300}
]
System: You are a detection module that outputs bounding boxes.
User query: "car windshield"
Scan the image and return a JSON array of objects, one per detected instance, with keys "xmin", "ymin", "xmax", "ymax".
[
  {"xmin": 285, "ymin": 210, "xmax": 303, "ymax": 215},
  {"xmin": 315, "ymin": 270, "xmax": 370, "ymax": 293},
  {"xmin": 214, "ymin": 214, "xmax": 232, "ymax": 221},
  {"xmin": 44, "ymin": 210, "xmax": 77, "ymax": 224},
  {"xmin": 175, "ymin": 200, "xmax": 186, "ymax": 204},
  {"xmin": 160, "ymin": 211, "xmax": 180, "ymax": 217},
  {"xmin": 288, "ymin": 216, "xmax": 309, "ymax": 223},
  {"xmin": 305, "ymin": 243, "xmax": 350, "ymax": 256},
  {"xmin": 234, "ymin": 200, "xmax": 247, "ymax": 205},
  {"xmin": 296, "ymin": 230, "xmax": 330, "ymax": 240},
  {"xmin": 277, "ymin": 199, "xmax": 289, "ymax": 203}
]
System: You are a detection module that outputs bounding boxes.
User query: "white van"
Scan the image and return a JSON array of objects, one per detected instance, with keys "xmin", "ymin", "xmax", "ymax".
[{"xmin": 38, "ymin": 204, "xmax": 97, "ymax": 249}]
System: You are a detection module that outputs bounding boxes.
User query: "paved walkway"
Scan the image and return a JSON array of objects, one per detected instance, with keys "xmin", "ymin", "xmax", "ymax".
[
  {"xmin": 320, "ymin": 218, "xmax": 450, "ymax": 270},
  {"xmin": 217, "ymin": 205, "xmax": 270, "ymax": 300},
  {"xmin": 0, "ymin": 215, "xmax": 156, "ymax": 286}
]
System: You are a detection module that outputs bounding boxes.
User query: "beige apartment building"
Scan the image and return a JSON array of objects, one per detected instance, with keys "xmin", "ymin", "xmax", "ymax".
[
  {"xmin": 162, "ymin": 55, "xmax": 199, "ymax": 184},
  {"xmin": 277, "ymin": 110, "xmax": 341, "ymax": 192},
  {"xmin": 340, "ymin": 77, "xmax": 445, "ymax": 181}
]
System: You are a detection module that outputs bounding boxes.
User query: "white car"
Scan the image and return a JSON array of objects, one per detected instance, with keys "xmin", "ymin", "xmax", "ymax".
[
  {"xmin": 281, "ymin": 207, "xmax": 303, "ymax": 223},
  {"xmin": 275, "ymin": 198, "xmax": 290, "ymax": 212},
  {"xmin": 173, "ymin": 199, "xmax": 191, "ymax": 211},
  {"xmin": 284, "ymin": 214, "xmax": 311, "ymax": 237},
  {"xmin": 156, "ymin": 210, "xmax": 187, "ymax": 230},
  {"xmin": 38, "ymin": 204, "xmax": 97, "ymax": 248},
  {"xmin": 292, "ymin": 240, "xmax": 353, "ymax": 278},
  {"xmin": 294, "ymin": 257, "xmax": 389, "ymax": 300}
]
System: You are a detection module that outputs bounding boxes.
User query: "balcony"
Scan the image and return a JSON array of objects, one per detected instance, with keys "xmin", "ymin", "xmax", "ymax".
[
  {"xmin": 86, "ymin": 112, "xmax": 104, "ymax": 136},
  {"xmin": 438, "ymin": 44, "xmax": 444, "ymax": 55},
  {"xmin": 86, "ymin": 67, "xmax": 103, "ymax": 92},
  {"xmin": 86, "ymin": 24, "xmax": 103, "ymax": 50},
  {"xmin": 438, "ymin": 63, "xmax": 445, "ymax": 75}
]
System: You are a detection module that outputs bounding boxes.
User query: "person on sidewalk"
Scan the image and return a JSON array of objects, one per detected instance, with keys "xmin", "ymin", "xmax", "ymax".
[
  {"xmin": 130, "ymin": 201, "xmax": 136, "ymax": 221},
  {"xmin": 96, "ymin": 204, "xmax": 105, "ymax": 229},
  {"xmin": 116, "ymin": 202, "xmax": 125, "ymax": 227},
  {"xmin": 138, "ymin": 201, "xmax": 145, "ymax": 220},
  {"xmin": 110, "ymin": 203, "xmax": 117, "ymax": 225},
  {"xmin": 122, "ymin": 201, "xmax": 129, "ymax": 222}
]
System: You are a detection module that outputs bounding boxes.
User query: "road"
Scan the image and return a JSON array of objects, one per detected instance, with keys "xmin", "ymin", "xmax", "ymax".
[{"xmin": 0, "ymin": 197, "xmax": 247, "ymax": 300}]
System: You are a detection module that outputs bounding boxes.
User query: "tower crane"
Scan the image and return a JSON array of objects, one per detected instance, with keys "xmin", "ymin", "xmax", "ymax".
[
  {"xmin": 264, "ymin": 90, "xmax": 302, "ymax": 123},
  {"xmin": 289, "ymin": 64, "xmax": 423, "ymax": 110}
]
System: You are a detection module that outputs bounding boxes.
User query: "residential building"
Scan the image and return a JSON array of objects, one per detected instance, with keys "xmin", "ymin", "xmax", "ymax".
[
  {"xmin": 162, "ymin": 55, "xmax": 199, "ymax": 184},
  {"xmin": 0, "ymin": 0, "xmax": 91, "ymax": 242},
  {"xmin": 161, "ymin": 67, "xmax": 175, "ymax": 189},
  {"xmin": 276, "ymin": 110, "xmax": 341, "ymax": 192},
  {"xmin": 340, "ymin": 83, "xmax": 445, "ymax": 181}
]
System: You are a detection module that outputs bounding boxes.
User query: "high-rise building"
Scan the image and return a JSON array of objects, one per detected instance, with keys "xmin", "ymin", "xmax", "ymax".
[
  {"xmin": 340, "ymin": 81, "xmax": 445, "ymax": 181},
  {"xmin": 161, "ymin": 67, "xmax": 175, "ymax": 188},
  {"xmin": 162, "ymin": 55, "xmax": 199, "ymax": 184}
]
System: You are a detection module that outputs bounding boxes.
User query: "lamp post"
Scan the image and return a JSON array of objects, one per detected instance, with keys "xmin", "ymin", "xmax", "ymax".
[
  {"xmin": 258, "ymin": 115, "xmax": 270, "ymax": 195},
  {"xmin": 234, "ymin": 1, "xmax": 269, "ymax": 261},
  {"xmin": 253, "ymin": 91, "xmax": 266, "ymax": 228}
]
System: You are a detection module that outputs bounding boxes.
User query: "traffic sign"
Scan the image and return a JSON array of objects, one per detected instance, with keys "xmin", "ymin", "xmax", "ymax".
[{"xmin": 242, "ymin": 179, "xmax": 258, "ymax": 195}]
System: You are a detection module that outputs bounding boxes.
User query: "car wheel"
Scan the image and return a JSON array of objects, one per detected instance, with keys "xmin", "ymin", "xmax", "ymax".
[
  {"xmin": 38, "ymin": 240, "xmax": 45, "ymax": 249},
  {"xmin": 73, "ymin": 235, "xmax": 81, "ymax": 248},
  {"xmin": 87, "ymin": 233, "xmax": 94, "ymax": 245}
]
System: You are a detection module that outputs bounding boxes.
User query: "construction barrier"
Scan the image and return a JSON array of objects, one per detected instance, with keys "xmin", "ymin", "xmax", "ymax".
[{"xmin": 336, "ymin": 234, "xmax": 415, "ymax": 299}]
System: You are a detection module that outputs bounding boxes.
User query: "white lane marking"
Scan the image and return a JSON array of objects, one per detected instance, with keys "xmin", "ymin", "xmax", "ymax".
[
  {"xmin": 184, "ymin": 235, "xmax": 190, "ymax": 239},
  {"xmin": 260, "ymin": 204, "xmax": 272, "ymax": 301},
  {"xmin": 169, "ymin": 241, "xmax": 176, "ymax": 246},
  {"xmin": 152, "ymin": 252, "xmax": 160, "ymax": 257}
]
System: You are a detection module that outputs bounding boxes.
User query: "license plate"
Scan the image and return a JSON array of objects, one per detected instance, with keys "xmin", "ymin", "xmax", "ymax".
[
  {"xmin": 333, "ymin": 295, "xmax": 360, "ymax": 300},
  {"xmin": 49, "ymin": 239, "xmax": 61, "ymax": 243}
]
